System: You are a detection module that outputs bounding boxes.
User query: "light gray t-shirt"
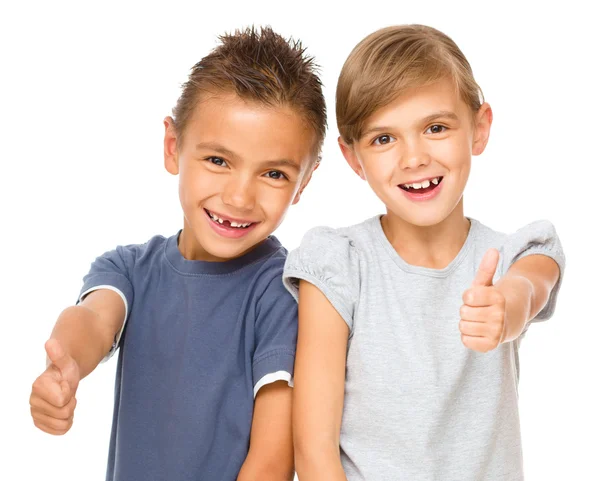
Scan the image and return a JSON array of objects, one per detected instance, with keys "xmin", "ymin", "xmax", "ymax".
[{"xmin": 283, "ymin": 216, "xmax": 565, "ymax": 481}]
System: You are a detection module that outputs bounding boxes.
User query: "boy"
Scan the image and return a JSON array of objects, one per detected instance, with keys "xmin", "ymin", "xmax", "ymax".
[{"xmin": 29, "ymin": 26, "xmax": 326, "ymax": 481}]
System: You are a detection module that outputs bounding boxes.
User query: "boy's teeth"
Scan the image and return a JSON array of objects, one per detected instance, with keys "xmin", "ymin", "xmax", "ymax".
[
  {"xmin": 432, "ymin": 177, "xmax": 439, "ymax": 185},
  {"xmin": 208, "ymin": 210, "xmax": 251, "ymax": 228},
  {"xmin": 422, "ymin": 180, "xmax": 430, "ymax": 188}
]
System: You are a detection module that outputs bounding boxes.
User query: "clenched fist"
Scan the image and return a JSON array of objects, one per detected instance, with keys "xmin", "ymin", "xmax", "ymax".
[
  {"xmin": 459, "ymin": 248, "xmax": 506, "ymax": 353},
  {"xmin": 30, "ymin": 339, "xmax": 80, "ymax": 435}
]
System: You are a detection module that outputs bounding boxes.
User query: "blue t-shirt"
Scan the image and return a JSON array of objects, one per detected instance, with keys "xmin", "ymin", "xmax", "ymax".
[{"xmin": 78, "ymin": 232, "xmax": 297, "ymax": 481}]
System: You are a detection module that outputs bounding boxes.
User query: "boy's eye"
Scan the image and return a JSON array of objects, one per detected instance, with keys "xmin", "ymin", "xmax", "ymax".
[
  {"xmin": 207, "ymin": 156, "xmax": 227, "ymax": 167},
  {"xmin": 373, "ymin": 134, "xmax": 394, "ymax": 146},
  {"xmin": 426, "ymin": 125, "xmax": 447, "ymax": 134},
  {"xmin": 265, "ymin": 170, "xmax": 287, "ymax": 181}
]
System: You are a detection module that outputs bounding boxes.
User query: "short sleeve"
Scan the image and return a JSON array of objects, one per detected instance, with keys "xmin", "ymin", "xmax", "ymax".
[
  {"xmin": 283, "ymin": 226, "xmax": 360, "ymax": 333},
  {"xmin": 500, "ymin": 220, "xmax": 565, "ymax": 323},
  {"xmin": 77, "ymin": 246, "xmax": 135, "ymax": 360},
  {"xmin": 252, "ymin": 274, "xmax": 298, "ymax": 397}
]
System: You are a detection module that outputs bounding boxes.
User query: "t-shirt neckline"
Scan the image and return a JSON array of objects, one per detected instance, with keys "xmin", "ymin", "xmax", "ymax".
[
  {"xmin": 165, "ymin": 231, "xmax": 281, "ymax": 275},
  {"xmin": 370, "ymin": 215, "xmax": 479, "ymax": 278}
]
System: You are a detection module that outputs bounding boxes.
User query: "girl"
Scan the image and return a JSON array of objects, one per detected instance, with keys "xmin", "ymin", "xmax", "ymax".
[{"xmin": 283, "ymin": 25, "xmax": 564, "ymax": 481}]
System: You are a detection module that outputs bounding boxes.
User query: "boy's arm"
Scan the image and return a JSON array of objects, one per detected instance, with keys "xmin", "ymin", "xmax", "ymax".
[
  {"xmin": 237, "ymin": 381, "xmax": 294, "ymax": 481},
  {"xmin": 292, "ymin": 280, "xmax": 349, "ymax": 481},
  {"xmin": 460, "ymin": 250, "xmax": 561, "ymax": 352},
  {"xmin": 30, "ymin": 289, "xmax": 125, "ymax": 435},
  {"xmin": 50, "ymin": 289, "xmax": 125, "ymax": 377}
]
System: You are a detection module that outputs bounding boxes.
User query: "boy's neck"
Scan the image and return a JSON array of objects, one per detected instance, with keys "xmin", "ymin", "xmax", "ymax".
[
  {"xmin": 178, "ymin": 225, "xmax": 262, "ymax": 263},
  {"xmin": 381, "ymin": 200, "xmax": 471, "ymax": 270}
]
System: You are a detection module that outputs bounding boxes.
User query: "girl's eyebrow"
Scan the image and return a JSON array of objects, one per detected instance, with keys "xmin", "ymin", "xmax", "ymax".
[
  {"xmin": 420, "ymin": 110, "xmax": 460, "ymax": 124},
  {"xmin": 362, "ymin": 111, "xmax": 461, "ymax": 139}
]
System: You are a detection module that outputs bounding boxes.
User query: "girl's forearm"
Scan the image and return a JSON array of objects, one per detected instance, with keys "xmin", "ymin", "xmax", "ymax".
[{"xmin": 295, "ymin": 443, "xmax": 347, "ymax": 481}]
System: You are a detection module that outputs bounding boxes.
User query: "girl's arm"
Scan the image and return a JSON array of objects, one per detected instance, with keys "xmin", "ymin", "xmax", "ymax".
[
  {"xmin": 460, "ymin": 251, "xmax": 561, "ymax": 352},
  {"xmin": 293, "ymin": 280, "xmax": 349, "ymax": 481},
  {"xmin": 497, "ymin": 254, "xmax": 560, "ymax": 342}
]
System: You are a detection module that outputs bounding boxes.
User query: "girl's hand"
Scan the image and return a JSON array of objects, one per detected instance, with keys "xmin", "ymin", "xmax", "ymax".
[{"xmin": 459, "ymin": 249, "xmax": 506, "ymax": 353}]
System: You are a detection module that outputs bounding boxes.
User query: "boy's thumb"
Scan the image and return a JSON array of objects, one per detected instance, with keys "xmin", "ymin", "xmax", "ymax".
[{"xmin": 45, "ymin": 338, "xmax": 70, "ymax": 373}]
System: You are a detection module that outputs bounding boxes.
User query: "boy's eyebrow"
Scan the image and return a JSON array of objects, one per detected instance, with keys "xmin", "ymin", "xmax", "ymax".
[
  {"xmin": 362, "ymin": 111, "xmax": 460, "ymax": 137},
  {"xmin": 196, "ymin": 142, "xmax": 300, "ymax": 172},
  {"xmin": 196, "ymin": 142, "xmax": 238, "ymax": 159},
  {"xmin": 260, "ymin": 159, "xmax": 301, "ymax": 172}
]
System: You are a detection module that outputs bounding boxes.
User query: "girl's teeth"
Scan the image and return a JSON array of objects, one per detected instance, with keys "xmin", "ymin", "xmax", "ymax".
[{"xmin": 403, "ymin": 177, "xmax": 440, "ymax": 189}]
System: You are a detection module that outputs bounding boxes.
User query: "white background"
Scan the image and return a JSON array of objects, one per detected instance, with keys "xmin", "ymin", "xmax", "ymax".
[{"xmin": 1, "ymin": 0, "xmax": 598, "ymax": 480}]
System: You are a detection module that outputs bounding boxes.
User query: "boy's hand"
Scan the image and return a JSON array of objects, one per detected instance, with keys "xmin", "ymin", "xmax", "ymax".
[
  {"xmin": 459, "ymin": 249, "xmax": 506, "ymax": 353},
  {"xmin": 30, "ymin": 339, "xmax": 80, "ymax": 435}
]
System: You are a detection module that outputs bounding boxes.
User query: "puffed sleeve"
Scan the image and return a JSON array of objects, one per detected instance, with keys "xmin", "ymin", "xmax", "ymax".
[
  {"xmin": 500, "ymin": 220, "xmax": 565, "ymax": 322},
  {"xmin": 283, "ymin": 226, "xmax": 360, "ymax": 333}
]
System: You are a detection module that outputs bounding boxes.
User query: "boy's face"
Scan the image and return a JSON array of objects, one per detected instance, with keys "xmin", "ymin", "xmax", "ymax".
[
  {"xmin": 340, "ymin": 79, "xmax": 492, "ymax": 227},
  {"xmin": 164, "ymin": 92, "xmax": 316, "ymax": 261}
]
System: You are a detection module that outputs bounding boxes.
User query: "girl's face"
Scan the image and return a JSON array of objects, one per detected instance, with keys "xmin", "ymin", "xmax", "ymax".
[{"xmin": 340, "ymin": 79, "xmax": 492, "ymax": 228}]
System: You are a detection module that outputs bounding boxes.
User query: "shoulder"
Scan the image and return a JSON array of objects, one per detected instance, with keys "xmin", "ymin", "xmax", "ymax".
[{"xmin": 471, "ymin": 218, "xmax": 564, "ymax": 274}]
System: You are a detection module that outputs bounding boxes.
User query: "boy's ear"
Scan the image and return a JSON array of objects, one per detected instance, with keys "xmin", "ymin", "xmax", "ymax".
[
  {"xmin": 338, "ymin": 137, "xmax": 365, "ymax": 180},
  {"xmin": 164, "ymin": 116, "xmax": 179, "ymax": 175},
  {"xmin": 472, "ymin": 103, "xmax": 493, "ymax": 156},
  {"xmin": 292, "ymin": 158, "xmax": 320, "ymax": 205}
]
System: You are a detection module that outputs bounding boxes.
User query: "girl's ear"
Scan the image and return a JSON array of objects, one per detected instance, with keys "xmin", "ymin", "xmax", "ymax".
[
  {"xmin": 164, "ymin": 116, "xmax": 179, "ymax": 175},
  {"xmin": 472, "ymin": 103, "xmax": 493, "ymax": 156},
  {"xmin": 338, "ymin": 137, "xmax": 366, "ymax": 180}
]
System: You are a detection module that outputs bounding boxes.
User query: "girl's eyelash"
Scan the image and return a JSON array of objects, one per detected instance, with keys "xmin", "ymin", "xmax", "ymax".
[{"xmin": 426, "ymin": 124, "xmax": 448, "ymax": 134}]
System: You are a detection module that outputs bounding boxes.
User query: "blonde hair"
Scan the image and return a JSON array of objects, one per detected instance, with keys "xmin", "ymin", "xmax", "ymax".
[{"xmin": 336, "ymin": 24, "xmax": 483, "ymax": 144}]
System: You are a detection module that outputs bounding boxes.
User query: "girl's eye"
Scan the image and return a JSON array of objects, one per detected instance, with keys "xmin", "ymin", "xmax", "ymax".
[
  {"xmin": 265, "ymin": 170, "xmax": 287, "ymax": 181},
  {"xmin": 426, "ymin": 125, "xmax": 447, "ymax": 134},
  {"xmin": 207, "ymin": 156, "xmax": 227, "ymax": 167},
  {"xmin": 373, "ymin": 134, "xmax": 394, "ymax": 146}
]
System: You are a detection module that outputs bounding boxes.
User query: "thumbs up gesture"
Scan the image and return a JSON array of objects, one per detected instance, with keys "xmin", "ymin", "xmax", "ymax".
[
  {"xmin": 30, "ymin": 339, "xmax": 80, "ymax": 435},
  {"xmin": 459, "ymin": 249, "xmax": 506, "ymax": 353}
]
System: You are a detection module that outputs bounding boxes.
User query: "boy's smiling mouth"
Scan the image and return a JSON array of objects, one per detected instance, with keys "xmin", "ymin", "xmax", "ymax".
[
  {"xmin": 204, "ymin": 208, "xmax": 261, "ymax": 239},
  {"xmin": 398, "ymin": 176, "xmax": 444, "ymax": 201}
]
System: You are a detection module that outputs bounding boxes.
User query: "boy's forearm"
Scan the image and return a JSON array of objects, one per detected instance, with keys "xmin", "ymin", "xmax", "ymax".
[{"xmin": 49, "ymin": 305, "xmax": 113, "ymax": 379}]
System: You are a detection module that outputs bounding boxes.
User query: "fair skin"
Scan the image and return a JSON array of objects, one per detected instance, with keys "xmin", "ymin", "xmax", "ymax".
[
  {"xmin": 30, "ymin": 91, "xmax": 317, "ymax": 481},
  {"xmin": 293, "ymin": 79, "xmax": 560, "ymax": 480}
]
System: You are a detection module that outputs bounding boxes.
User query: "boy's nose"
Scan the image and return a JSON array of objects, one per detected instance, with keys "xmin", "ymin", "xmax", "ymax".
[{"xmin": 222, "ymin": 176, "xmax": 256, "ymax": 212}]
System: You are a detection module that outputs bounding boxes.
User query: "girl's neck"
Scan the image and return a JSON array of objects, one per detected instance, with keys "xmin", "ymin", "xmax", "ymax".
[{"xmin": 381, "ymin": 200, "xmax": 471, "ymax": 270}]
